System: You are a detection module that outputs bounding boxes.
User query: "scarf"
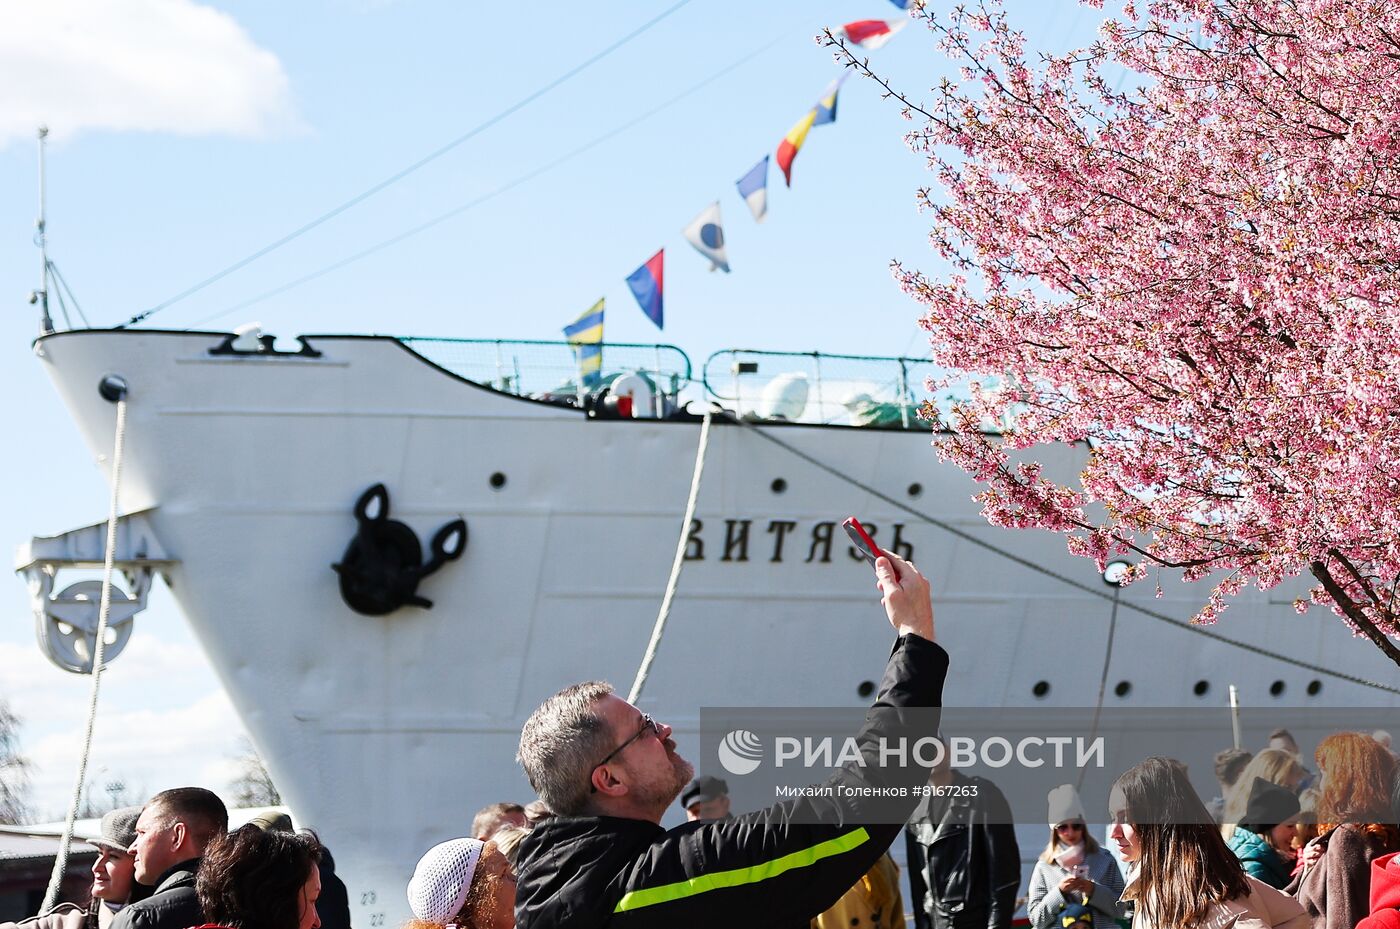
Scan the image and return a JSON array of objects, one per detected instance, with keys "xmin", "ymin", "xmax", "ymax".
[{"xmin": 1055, "ymin": 842, "xmax": 1087, "ymax": 870}]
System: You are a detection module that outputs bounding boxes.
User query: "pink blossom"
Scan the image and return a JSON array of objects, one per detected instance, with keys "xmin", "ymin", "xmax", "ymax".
[{"xmin": 834, "ymin": 0, "xmax": 1400, "ymax": 666}]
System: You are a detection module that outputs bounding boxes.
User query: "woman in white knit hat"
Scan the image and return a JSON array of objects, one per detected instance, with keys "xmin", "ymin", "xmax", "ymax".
[
  {"xmin": 1026, "ymin": 784, "xmax": 1126, "ymax": 929},
  {"xmin": 405, "ymin": 838, "xmax": 516, "ymax": 929}
]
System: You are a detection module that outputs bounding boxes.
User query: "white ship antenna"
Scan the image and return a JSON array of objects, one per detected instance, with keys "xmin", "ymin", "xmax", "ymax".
[{"xmin": 32, "ymin": 125, "xmax": 54, "ymax": 334}]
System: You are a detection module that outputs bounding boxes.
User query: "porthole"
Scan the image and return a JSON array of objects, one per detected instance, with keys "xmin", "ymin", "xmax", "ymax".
[
  {"xmin": 1032, "ymin": 680, "xmax": 1050, "ymax": 698},
  {"xmin": 907, "ymin": 482, "xmax": 924, "ymax": 498},
  {"xmin": 1269, "ymin": 680, "xmax": 1285, "ymax": 697},
  {"xmin": 771, "ymin": 478, "xmax": 788, "ymax": 494},
  {"xmin": 489, "ymin": 472, "xmax": 507, "ymax": 490},
  {"xmin": 1193, "ymin": 680, "xmax": 1210, "ymax": 697},
  {"xmin": 1306, "ymin": 680, "xmax": 1322, "ymax": 697},
  {"xmin": 1114, "ymin": 681, "xmax": 1132, "ymax": 698},
  {"xmin": 856, "ymin": 680, "xmax": 876, "ymax": 698}
]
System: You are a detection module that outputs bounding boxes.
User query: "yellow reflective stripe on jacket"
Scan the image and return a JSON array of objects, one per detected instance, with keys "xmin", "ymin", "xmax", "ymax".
[{"xmin": 612, "ymin": 827, "xmax": 871, "ymax": 913}]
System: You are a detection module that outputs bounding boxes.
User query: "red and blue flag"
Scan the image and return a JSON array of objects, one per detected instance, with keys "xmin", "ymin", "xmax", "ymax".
[{"xmin": 626, "ymin": 249, "xmax": 665, "ymax": 329}]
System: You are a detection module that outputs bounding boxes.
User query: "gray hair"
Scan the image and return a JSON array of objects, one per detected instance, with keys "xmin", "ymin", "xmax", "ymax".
[{"xmin": 516, "ymin": 681, "xmax": 615, "ymax": 816}]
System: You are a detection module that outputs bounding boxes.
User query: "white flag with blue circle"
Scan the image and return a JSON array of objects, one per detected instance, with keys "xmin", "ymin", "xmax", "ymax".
[{"xmin": 682, "ymin": 201, "xmax": 730, "ymax": 273}]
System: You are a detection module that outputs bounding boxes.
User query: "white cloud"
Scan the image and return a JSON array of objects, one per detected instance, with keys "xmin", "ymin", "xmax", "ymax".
[
  {"xmin": 25, "ymin": 691, "xmax": 245, "ymax": 821},
  {"xmin": 0, "ymin": 639, "xmax": 248, "ymax": 820},
  {"xmin": 0, "ymin": 0, "xmax": 298, "ymax": 146}
]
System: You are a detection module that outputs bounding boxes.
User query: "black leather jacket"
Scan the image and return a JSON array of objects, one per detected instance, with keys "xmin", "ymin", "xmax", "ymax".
[{"xmin": 905, "ymin": 775, "xmax": 1020, "ymax": 929}]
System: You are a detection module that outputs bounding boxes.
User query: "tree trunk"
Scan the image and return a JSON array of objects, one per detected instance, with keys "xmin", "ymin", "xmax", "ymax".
[{"xmin": 1309, "ymin": 561, "xmax": 1400, "ymax": 669}]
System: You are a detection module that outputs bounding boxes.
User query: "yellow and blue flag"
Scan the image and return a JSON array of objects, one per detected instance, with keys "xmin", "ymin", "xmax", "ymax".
[
  {"xmin": 812, "ymin": 73, "xmax": 849, "ymax": 126},
  {"xmin": 563, "ymin": 298, "xmax": 604, "ymax": 388}
]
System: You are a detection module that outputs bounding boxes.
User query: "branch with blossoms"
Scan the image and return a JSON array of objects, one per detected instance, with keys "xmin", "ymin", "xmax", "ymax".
[{"xmin": 824, "ymin": 0, "xmax": 1400, "ymax": 667}]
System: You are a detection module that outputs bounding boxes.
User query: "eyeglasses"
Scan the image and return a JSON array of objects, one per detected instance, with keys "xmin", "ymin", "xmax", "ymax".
[
  {"xmin": 590, "ymin": 713, "xmax": 660, "ymax": 793},
  {"xmin": 1055, "ymin": 822, "xmax": 1085, "ymax": 833}
]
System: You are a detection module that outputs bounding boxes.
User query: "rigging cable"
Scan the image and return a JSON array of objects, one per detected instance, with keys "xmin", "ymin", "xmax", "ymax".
[
  {"xmin": 1079, "ymin": 578, "xmax": 1122, "ymax": 790},
  {"xmin": 48, "ymin": 261, "xmax": 90, "ymax": 328},
  {"xmin": 629, "ymin": 405, "xmax": 716, "ymax": 703},
  {"xmin": 120, "ymin": 0, "xmax": 695, "ymax": 329},
  {"xmin": 41, "ymin": 394, "xmax": 129, "ymax": 911},
  {"xmin": 184, "ymin": 31, "xmax": 789, "ymax": 329},
  {"xmin": 717, "ymin": 412, "xmax": 1400, "ymax": 696}
]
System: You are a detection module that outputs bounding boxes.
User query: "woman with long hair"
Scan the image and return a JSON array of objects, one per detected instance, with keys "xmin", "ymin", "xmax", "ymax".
[
  {"xmin": 1290, "ymin": 732, "xmax": 1400, "ymax": 929},
  {"xmin": 1109, "ymin": 757, "xmax": 1306, "ymax": 929},
  {"xmin": 405, "ymin": 838, "xmax": 515, "ymax": 929},
  {"xmin": 195, "ymin": 824, "xmax": 324, "ymax": 929},
  {"xmin": 1221, "ymin": 749, "xmax": 1309, "ymax": 841},
  {"xmin": 1026, "ymin": 785, "xmax": 1124, "ymax": 929}
]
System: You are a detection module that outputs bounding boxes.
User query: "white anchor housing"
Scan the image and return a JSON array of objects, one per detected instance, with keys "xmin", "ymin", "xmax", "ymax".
[{"xmin": 14, "ymin": 510, "xmax": 176, "ymax": 674}]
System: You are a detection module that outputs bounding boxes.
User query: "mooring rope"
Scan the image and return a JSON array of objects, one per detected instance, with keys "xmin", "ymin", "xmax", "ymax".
[
  {"xmin": 41, "ymin": 398, "xmax": 128, "ymax": 911},
  {"xmin": 629, "ymin": 405, "xmax": 715, "ymax": 704}
]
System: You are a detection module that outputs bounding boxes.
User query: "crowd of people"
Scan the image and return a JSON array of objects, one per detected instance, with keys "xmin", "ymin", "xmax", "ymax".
[{"xmin": 6, "ymin": 552, "xmax": 1400, "ymax": 929}]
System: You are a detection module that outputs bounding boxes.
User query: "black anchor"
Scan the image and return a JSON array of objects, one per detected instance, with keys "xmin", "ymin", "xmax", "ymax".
[{"xmin": 332, "ymin": 483, "xmax": 467, "ymax": 615}]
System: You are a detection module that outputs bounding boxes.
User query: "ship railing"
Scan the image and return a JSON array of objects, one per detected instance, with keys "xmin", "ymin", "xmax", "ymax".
[
  {"xmin": 398, "ymin": 338, "xmax": 970, "ymax": 428},
  {"xmin": 701, "ymin": 349, "xmax": 965, "ymax": 429},
  {"xmin": 399, "ymin": 337, "xmax": 694, "ymax": 413}
]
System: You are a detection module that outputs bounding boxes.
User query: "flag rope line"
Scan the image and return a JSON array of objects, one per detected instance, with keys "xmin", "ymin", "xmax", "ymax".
[
  {"xmin": 628, "ymin": 405, "xmax": 715, "ymax": 704},
  {"xmin": 41, "ymin": 398, "xmax": 128, "ymax": 910},
  {"xmin": 121, "ymin": 0, "xmax": 696, "ymax": 329},
  {"xmin": 184, "ymin": 32, "xmax": 788, "ymax": 329},
  {"xmin": 718, "ymin": 413, "xmax": 1400, "ymax": 696}
]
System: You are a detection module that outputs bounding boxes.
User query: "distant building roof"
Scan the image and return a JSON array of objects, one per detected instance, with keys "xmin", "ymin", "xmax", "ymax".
[{"xmin": 0, "ymin": 832, "xmax": 96, "ymax": 868}]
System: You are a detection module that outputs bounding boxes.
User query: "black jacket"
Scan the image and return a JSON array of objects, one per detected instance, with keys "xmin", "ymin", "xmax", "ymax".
[
  {"xmin": 108, "ymin": 860, "xmax": 203, "ymax": 929},
  {"xmin": 904, "ymin": 775, "xmax": 1019, "ymax": 929},
  {"xmin": 316, "ymin": 847, "xmax": 352, "ymax": 929},
  {"xmin": 515, "ymin": 634, "xmax": 949, "ymax": 929}
]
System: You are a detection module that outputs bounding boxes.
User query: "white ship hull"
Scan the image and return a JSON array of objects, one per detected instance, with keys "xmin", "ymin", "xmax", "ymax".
[{"xmin": 28, "ymin": 329, "xmax": 1399, "ymax": 924}]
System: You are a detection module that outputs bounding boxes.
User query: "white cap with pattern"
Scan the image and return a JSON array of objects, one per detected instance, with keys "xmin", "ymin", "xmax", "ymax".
[{"xmin": 407, "ymin": 838, "xmax": 485, "ymax": 924}]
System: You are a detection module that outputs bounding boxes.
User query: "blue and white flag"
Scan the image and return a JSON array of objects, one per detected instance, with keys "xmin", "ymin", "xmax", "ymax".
[
  {"xmin": 682, "ymin": 201, "xmax": 730, "ymax": 272},
  {"xmin": 887, "ymin": 0, "xmax": 914, "ymax": 8},
  {"xmin": 736, "ymin": 156, "xmax": 769, "ymax": 223},
  {"xmin": 562, "ymin": 298, "xmax": 604, "ymax": 388}
]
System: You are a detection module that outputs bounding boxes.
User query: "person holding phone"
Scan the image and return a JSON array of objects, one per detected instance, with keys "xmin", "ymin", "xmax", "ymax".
[
  {"xmin": 512, "ymin": 548, "xmax": 947, "ymax": 929},
  {"xmin": 1026, "ymin": 785, "xmax": 1125, "ymax": 929}
]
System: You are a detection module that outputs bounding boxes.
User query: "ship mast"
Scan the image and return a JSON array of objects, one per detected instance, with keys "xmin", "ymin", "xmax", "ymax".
[{"xmin": 32, "ymin": 125, "xmax": 54, "ymax": 334}]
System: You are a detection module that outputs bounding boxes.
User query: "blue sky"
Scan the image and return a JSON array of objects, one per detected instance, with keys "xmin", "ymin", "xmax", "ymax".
[{"xmin": 0, "ymin": 0, "xmax": 1097, "ymax": 817}]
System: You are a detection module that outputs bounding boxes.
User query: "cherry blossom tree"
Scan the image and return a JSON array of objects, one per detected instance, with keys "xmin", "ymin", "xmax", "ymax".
[{"xmin": 828, "ymin": 0, "xmax": 1400, "ymax": 666}]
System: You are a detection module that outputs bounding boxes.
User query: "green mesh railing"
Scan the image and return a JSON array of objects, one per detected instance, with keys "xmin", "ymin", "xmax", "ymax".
[
  {"xmin": 398, "ymin": 338, "xmax": 972, "ymax": 427},
  {"xmin": 702, "ymin": 349, "xmax": 967, "ymax": 428},
  {"xmin": 400, "ymin": 338, "xmax": 692, "ymax": 404}
]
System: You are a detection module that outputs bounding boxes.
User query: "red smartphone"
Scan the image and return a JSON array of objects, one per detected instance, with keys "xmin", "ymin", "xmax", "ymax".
[{"xmin": 843, "ymin": 517, "xmax": 900, "ymax": 580}]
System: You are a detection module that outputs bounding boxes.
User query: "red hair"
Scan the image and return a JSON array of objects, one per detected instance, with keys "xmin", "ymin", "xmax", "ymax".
[{"xmin": 1316, "ymin": 732, "xmax": 1400, "ymax": 847}]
